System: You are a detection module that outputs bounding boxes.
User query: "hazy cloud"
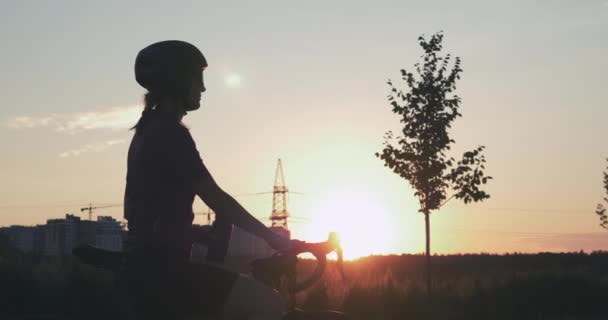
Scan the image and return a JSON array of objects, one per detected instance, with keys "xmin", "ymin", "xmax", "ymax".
[
  {"xmin": 59, "ymin": 139, "xmax": 126, "ymax": 158},
  {"xmin": 7, "ymin": 106, "xmax": 141, "ymax": 134},
  {"xmin": 7, "ymin": 116, "xmax": 57, "ymax": 129}
]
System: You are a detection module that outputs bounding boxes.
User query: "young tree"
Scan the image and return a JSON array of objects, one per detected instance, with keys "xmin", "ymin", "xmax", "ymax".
[
  {"xmin": 595, "ymin": 159, "xmax": 608, "ymax": 230},
  {"xmin": 376, "ymin": 32, "xmax": 492, "ymax": 295}
]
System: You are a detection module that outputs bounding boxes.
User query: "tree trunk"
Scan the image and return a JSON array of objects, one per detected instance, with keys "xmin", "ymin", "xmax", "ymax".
[{"xmin": 425, "ymin": 210, "xmax": 431, "ymax": 297}]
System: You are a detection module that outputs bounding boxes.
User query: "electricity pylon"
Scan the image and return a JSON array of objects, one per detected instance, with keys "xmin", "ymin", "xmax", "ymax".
[{"xmin": 269, "ymin": 159, "xmax": 290, "ymax": 238}]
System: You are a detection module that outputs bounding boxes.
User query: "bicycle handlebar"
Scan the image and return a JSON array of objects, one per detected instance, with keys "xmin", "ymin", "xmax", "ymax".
[
  {"xmin": 252, "ymin": 232, "xmax": 345, "ymax": 293},
  {"xmin": 74, "ymin": 225, "xmax": 345, "ymax": 294}
]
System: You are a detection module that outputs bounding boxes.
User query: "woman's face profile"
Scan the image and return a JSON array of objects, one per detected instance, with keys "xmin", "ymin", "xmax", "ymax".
[{"xmin": 184, "ymin": 67, "xmax": 206, "ymax": 113}]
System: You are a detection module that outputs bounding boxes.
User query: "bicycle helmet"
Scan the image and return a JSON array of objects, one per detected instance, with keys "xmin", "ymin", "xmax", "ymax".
[{"xmin": 135, "ymin": 40, "xmax": 207, "ymax": 111}]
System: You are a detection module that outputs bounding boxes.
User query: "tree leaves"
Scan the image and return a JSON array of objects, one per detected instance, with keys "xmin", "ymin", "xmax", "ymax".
[
  {"xmin": 377, "ymin": 32, "xmax": 491, "ymax": 213},
  {"xmin": 597, "ymin": 204, "xmax": 607, "ymax": 230},
  {"xmin": 445, "ymin": 146, "xmax": 492, "ymax": 204},
  {"xmin": 595, "ymin": 158, "xmax": 608, "ymax": 230}
]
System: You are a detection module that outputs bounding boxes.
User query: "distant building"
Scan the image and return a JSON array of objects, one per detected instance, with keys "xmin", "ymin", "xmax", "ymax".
[
  {"xmin": 2, "ymin": 213, "xmax": 293, "ymax": 258},
  {"xmin": 78, "ymin": 220, "xmax": 97, "ymax": 246},
  {"xmin": 0, "ymin": 226, "xmax": 36, "ymax": 253},
  {"xmin": 44, "ymin": 214, "xmax": 80, "ymax": 256},
  {"xmin": 227, "ymin": 226, "xmax": 259, "ymax": 257},
  {"xmin": 227, "ymin": 225, "xmax": 290, "ymax": 258},
  {"xmin": 0, "ymin": 213, "xmax": 126, "ymax": 256},
  {"xmin": 95, "ymin": 216, "xmax": 122, "ymax": 252},
  {"xmin": 33, "ymin": 225, "xmax": 45, "ymax": 254}
]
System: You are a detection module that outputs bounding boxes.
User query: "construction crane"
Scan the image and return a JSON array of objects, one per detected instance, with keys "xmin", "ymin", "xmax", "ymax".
[{"xmin": 80, "ymin": 203, "xmax": 122, "ymax": 221}]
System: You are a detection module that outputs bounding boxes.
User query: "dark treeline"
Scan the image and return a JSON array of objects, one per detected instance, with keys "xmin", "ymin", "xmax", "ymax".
[
  {"xmin": 2, "ymin": 233, "xmax": 608, "ymax": 320},
  {"xmin": 299, "ymin": 252, "xmax": 608, "ymax": 320},
  {"xmin": 342, "ymin": 251, "xmax": 608, "ymax": 279}
]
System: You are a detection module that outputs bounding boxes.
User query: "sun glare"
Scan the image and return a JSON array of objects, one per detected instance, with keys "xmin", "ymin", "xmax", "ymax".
[{"xmin": 298, "ymin": 186, "xmax": 398, "ymax": 260}]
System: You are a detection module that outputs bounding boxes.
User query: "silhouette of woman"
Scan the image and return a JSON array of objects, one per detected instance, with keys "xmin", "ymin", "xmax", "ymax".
[{"xmin": 121, "ymin": 40, "xmax": 293, "ymax": 320}]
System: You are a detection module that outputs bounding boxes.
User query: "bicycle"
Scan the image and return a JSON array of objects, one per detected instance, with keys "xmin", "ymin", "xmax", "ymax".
[{"xmin": 73, "ymin": 217, "xmax": 348, "ymax": 320}]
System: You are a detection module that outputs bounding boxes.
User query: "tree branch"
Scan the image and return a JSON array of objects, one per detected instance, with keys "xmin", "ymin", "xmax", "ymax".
[{"xmin": 438, "ymin": 194, "xmax": 455, "ymax": 209}]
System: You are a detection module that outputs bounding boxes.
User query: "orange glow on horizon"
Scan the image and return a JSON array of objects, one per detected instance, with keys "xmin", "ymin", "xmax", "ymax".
[{"xmin": 297, "ymin": 185, "xmax": 402, "ymax": 260}]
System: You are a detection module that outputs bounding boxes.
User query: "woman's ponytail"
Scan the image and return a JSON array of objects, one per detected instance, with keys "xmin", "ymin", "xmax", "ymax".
[{"xmin": 131, "ymin": 92, "xmax": 158, "ymax": 132}]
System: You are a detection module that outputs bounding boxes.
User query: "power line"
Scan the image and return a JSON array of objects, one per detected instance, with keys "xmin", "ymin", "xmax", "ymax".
[
  {"xmin": 441, "ymin": 206, "xmax": 594, "ymax": 217},
  {"xmin": 0, "ymin": 199, "xmax": 91, "ymax": 208},
  {"xmin": 0, "ymin": 201, "xmax": 594, "ymax": 216},
  {"xmin": 0, "ymin": 204, "xmax": 85, "ymax": 209},
  {"xmin": 233, "ymin": 191, "xmax": 305, "ymax": 197},
  {"xmin": 437, "ymin": 225, "xmax": 602, "ymax": 236},
  {"xmin": 486, "ymin": 207, "xmax": 592, "ymax": 215}
]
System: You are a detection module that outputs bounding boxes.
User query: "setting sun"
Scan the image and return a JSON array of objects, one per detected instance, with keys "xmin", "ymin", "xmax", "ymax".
[{"xmin": 298, "ymin": 185, "xmax": 399, "ymax": 260}]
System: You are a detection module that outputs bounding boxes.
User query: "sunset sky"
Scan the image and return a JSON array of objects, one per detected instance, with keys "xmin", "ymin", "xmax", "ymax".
[{"xmin": 1, "ymin": 0, "xmax": 607, "ymax": 257}]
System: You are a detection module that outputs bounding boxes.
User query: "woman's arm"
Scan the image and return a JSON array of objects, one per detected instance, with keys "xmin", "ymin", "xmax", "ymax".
[
  {"xmin": 167, "ymin": 126, "xmax": 289, "ymax": 250},
  {"xmin": 193, "ymin": 166, "xmax": 290, "ymax": 251}
]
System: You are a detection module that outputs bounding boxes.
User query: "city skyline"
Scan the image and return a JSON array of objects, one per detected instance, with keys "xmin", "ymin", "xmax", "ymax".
[{"xmin": 0, "ymin": 213, "xmax": 124, "ymax": 256}]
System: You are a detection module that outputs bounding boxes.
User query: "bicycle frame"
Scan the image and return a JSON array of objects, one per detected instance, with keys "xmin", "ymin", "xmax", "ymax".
[{"xmin": 73, "ymin": 219, "xmax": 347, "ymax": 319}]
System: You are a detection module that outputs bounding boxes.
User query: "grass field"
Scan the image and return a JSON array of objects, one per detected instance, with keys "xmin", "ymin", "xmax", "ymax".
[
  {"xmin": 295, "ymin": 253, "xmax": 608, "ymax": 320},
  {"xmin": 2, "ymin": 247, "xmax": 608, "ymax": 320}
]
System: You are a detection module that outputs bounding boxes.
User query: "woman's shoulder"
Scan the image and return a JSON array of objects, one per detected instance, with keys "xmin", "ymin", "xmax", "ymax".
[
  {"xmin": 145, "ymin": 114, "xmax": 190, "ymax": 134},
  {"xmin": 135, "ymin": 120, "xmax": 193, "ymax": 152}
]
